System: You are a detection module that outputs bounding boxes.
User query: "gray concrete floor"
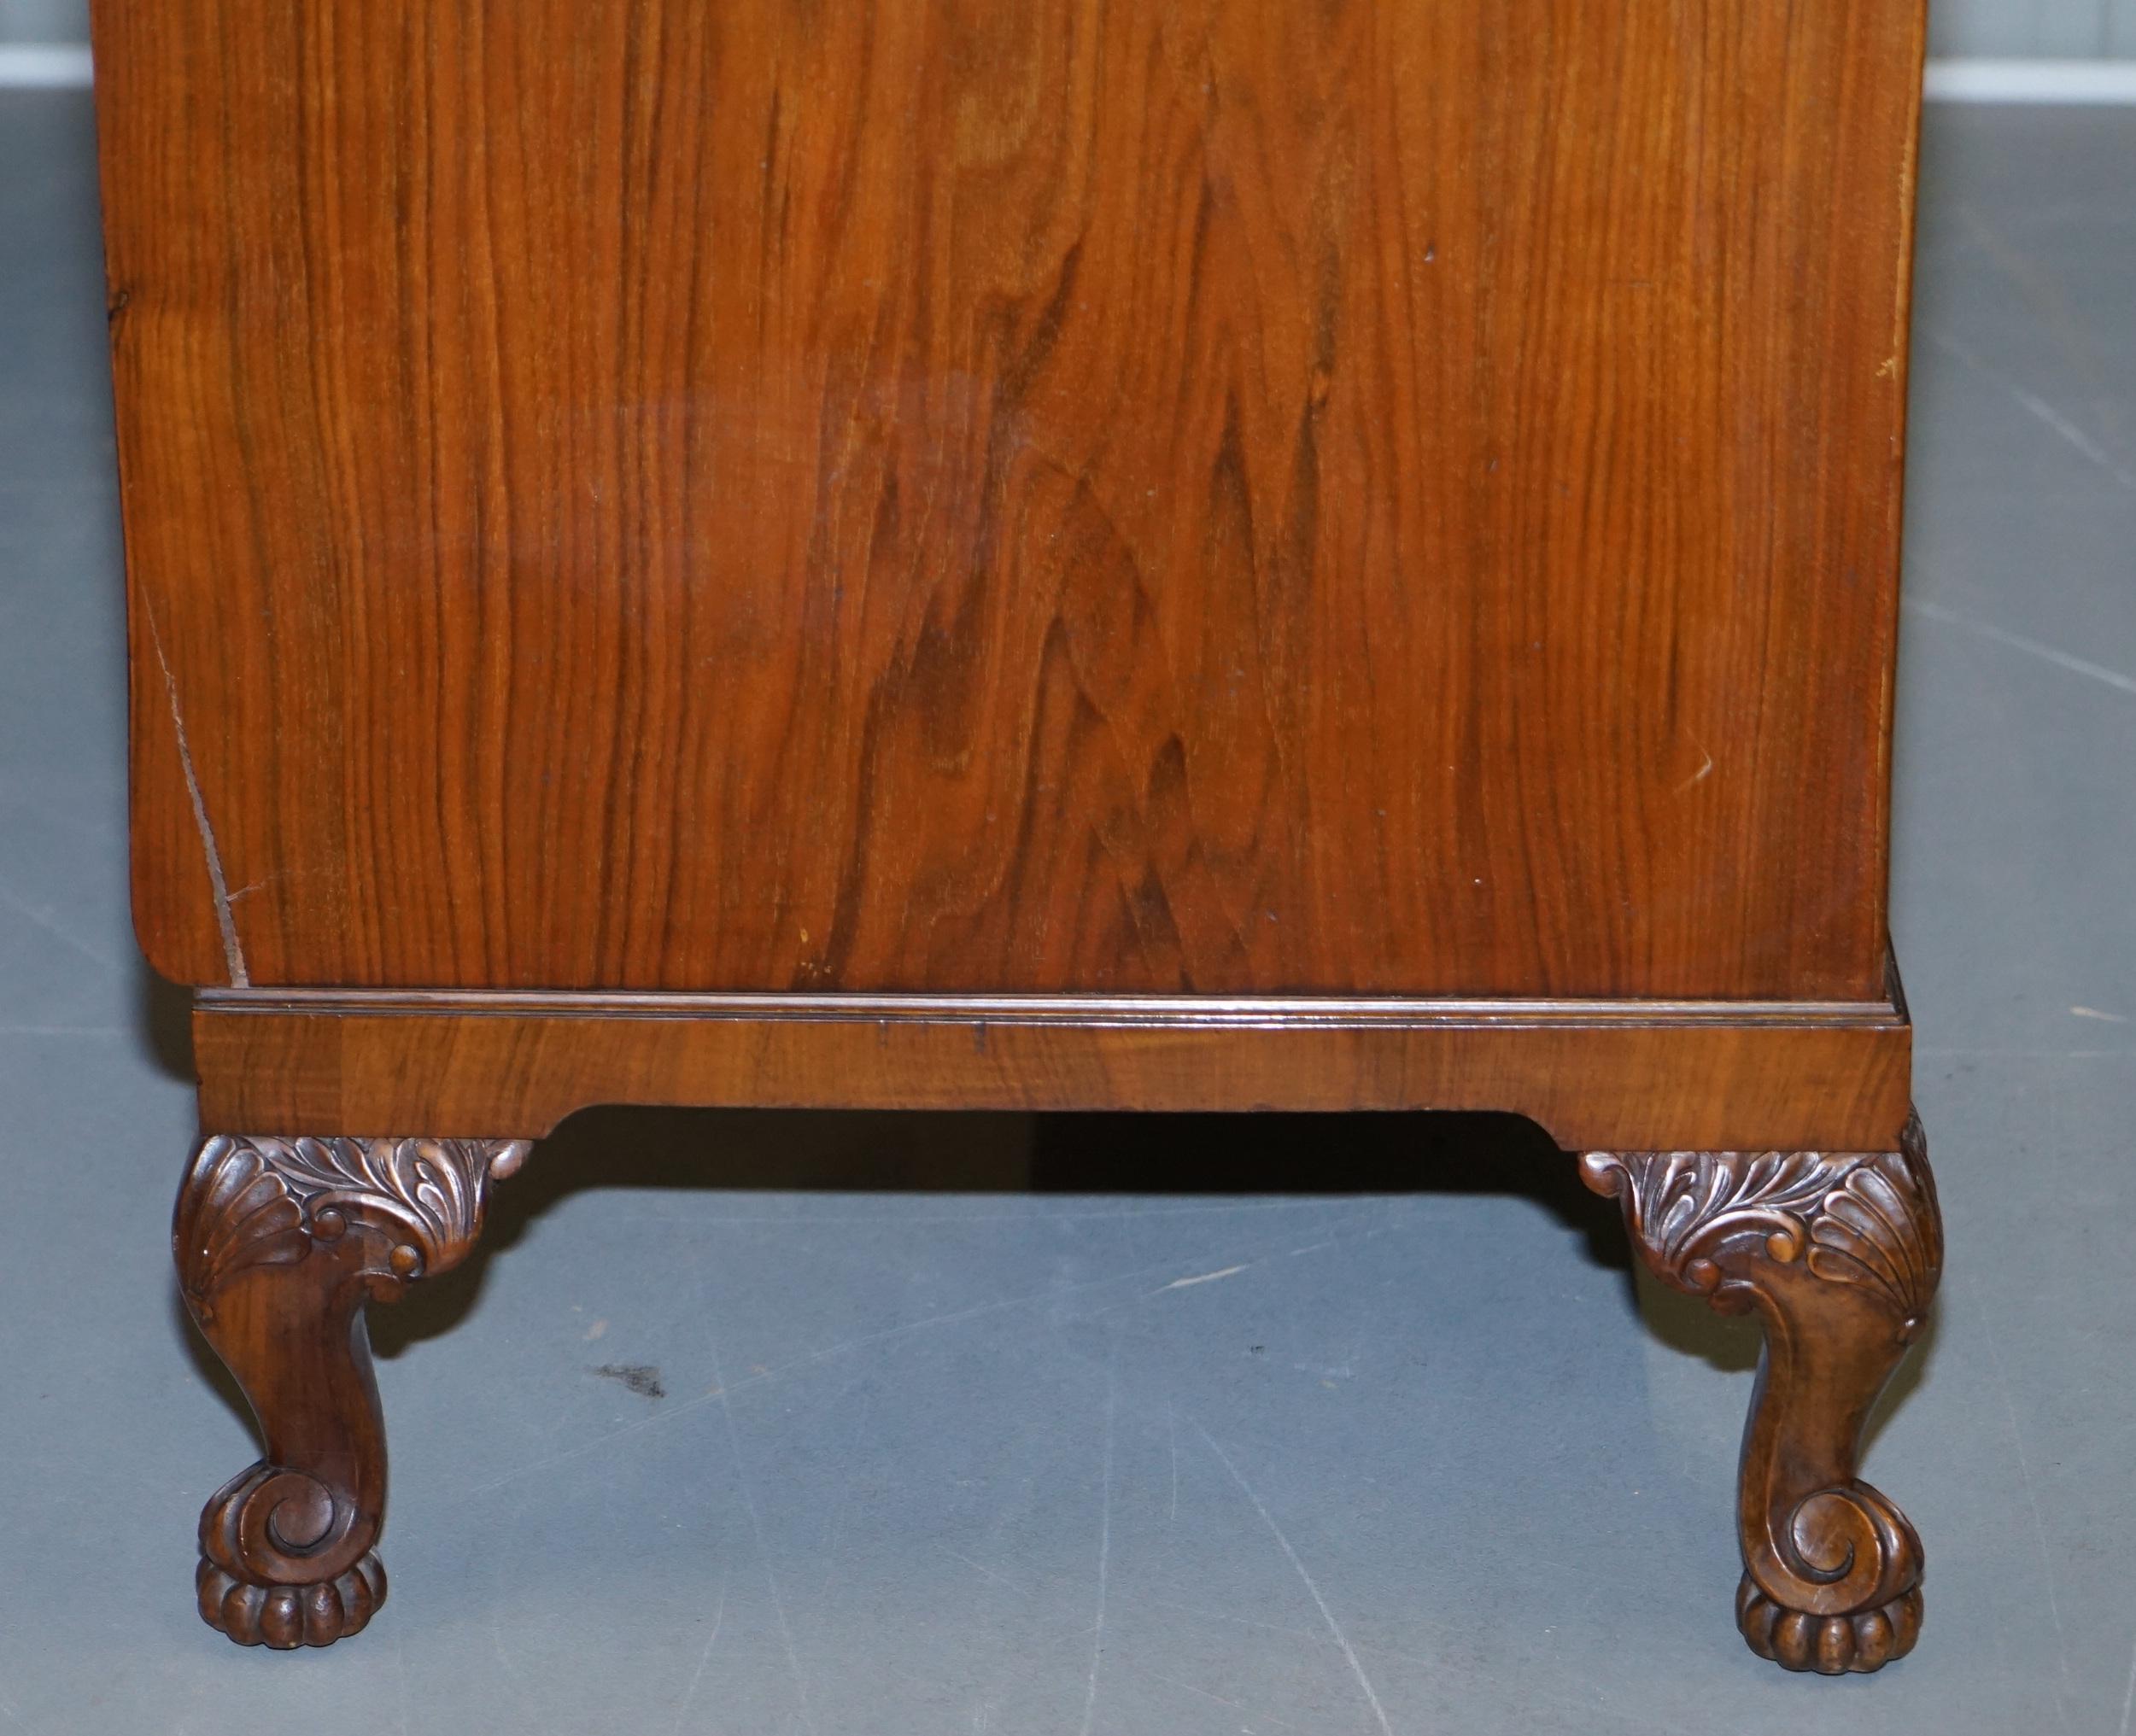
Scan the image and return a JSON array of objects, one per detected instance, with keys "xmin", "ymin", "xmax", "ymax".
[{"xmin": 2, "ymin": 92, "xmax": 2132, "ymax": 1734}]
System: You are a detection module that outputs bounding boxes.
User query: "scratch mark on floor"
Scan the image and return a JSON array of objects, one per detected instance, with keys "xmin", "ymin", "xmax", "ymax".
[
  {"xmin": 461, "ymin": 1400, "xmax": 676, "ymax": 1497},
  {"xmin": 0, "ymin": 878, "xmax": 122, "ymax": 973},
  {"xmin": 1118, "ymin": 1587, "xmax": 1669, "ymax": 1730},
  {"xmin": 1192, "ymin": 1421, "xmax": 1395, "ymax": 1736},
  {"xmin": 1133, "ymin": 1663, "xmax": 1308, "ymax": 1733},
  {"xmin": 2071, "ymin": 1007, "xmax": 2130, "ymax": 1025},
  {"xmin": 940, "ymin": 1546, "xmax": 1021, "ymax": 1592},
  {"xmin": 2116, "ymin": 1623, "xmax": 2136, "ymax": 1736},
  {"xmin": 725, "ymin": 1257, "xmax": 1189, "ymax": 1390},
  {"xmin": 1134, "ymin": 1587, "xmax": 1454, "ymax": 1670},
  {"xmin": 701, "ymin": 1307, "xmax": 819, "ymax": 1736},
  {"xmin": 998, "ymin": 1559, "xmax": 1456, "ymax": 1668},
  {"xmin": 1084, "ymin": 1212, "xmax": 1390, "ymax": 1326},
  {"xmin": 466, "ymin": 1271, "xmax": 1132, "ymax": 1497},
  {"xmin": 1166, "ymin": 1400, "xmax": 1179, "ymax": 1523},
  {"xmin": 1981, "ymin": 1307, "xmax": 2075, "ymax": 1736},
  {"xmin": 1078, "ymin": 1345, "xmax": 1118, "ymax": 1736},
  {"xmin": 465, "ymin": 1215, "xmax": 1382, "ymax": 1502},
  {"xmin": 1162, "ymin": 1263, "xmax": 1250, "ymax": 1291},
  {"xmin": 719, "ymin": 1219, "xmax": 1368, "ymax": 1400},
  {"xmin": 812, "ymin": 1380, "xmax": 879, "ymax": 1603},
  {"xmin": 667, "ymin": 1577, "xmax": 729, "ymax": 1736},
  {"xmin": 389, "ymin": 1596, "xmax": 413, "ymax": 1736},
  {"xmin": 1134, "ymin": 1591, "xmax": 1324, "ymax": 1646},
  {"xmin": 1927, "ymin": 329, "xmax": 2136, "ymax": 491},
  {"xmin": 1906, "ymin": 597, "xmax": 2136, "ymax": 699},
  {"xmin": 1954, "ymin": 201, "xmax": 2131, "ymax": 455},
  {"xmin": 142, "ymin": 598, "xmax": 248, "ymax": 984}
]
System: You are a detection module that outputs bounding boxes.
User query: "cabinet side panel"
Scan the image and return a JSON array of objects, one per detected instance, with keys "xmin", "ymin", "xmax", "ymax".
[{"xmin": 99, "ymin": 0, "xmax": 1921, "ymax": 995}]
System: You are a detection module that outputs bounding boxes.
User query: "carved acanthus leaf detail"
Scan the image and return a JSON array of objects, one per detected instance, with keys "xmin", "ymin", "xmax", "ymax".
[
  {"xmin": 173, "ymin": 1137, "xmax": 313, "ymax": 1302},
  {"xmin": 1578, "ymin": 1127, "xmax": 1940, "ymax": 1327},
  {"xmin": 1577, "ymin": 1149, "xmax": 1833, "ymax": 1296},
  {"xmin": 176, "ymin": 1136, "xmax": 532, "ymax": 1312},
  {"xmin": 1805, "ymin": 1150, "xmax": 1941, "ymax": 1326}
]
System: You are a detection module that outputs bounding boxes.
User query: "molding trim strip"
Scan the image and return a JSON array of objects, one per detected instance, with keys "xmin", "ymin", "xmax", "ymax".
[
  {"xmin": 190, "ymin": 985, "xmax": 1913, "ymax": 1151},
  {"xmin": 196, "ymin": 985, "xmax": 1908, "ymax": 1029}
]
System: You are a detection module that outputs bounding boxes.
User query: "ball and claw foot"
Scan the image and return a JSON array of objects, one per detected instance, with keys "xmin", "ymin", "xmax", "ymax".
[
  {"xmin": 1737, "ymin": 1575, "xmax": 1922, "ymax": 1675},
  {"xmin": 196, "ymin": 1551, "xmax": 388, "ymax": 1650}
]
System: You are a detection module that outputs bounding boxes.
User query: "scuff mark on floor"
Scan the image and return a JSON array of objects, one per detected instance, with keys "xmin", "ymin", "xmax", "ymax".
[{"xmin": 591, "ymin": 1363, "xmax": 666, "ymax": 1400}]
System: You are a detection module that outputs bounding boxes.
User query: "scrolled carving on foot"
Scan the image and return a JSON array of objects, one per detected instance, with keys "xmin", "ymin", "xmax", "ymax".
[
  {"xmin": 1744, "ymin": 1471, "xmax": 1922, "ymax": 1645},
  {"xmin": 195, "ymin": 1456, "xmax": 371, "ymax": 1607},
  {"xmin": 1581, "ymin": 1113, "xmax": 1941, "ymax": 1675},
  {"xmin": 175, "ymin": 1134, "xmax": 531, "ymax": 1647}
]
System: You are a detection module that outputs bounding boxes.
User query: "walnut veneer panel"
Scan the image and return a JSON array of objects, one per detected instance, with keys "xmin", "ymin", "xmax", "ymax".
[{"xmin": 97, "ymin": 0, "xmax": 1922, "ymax": 995}]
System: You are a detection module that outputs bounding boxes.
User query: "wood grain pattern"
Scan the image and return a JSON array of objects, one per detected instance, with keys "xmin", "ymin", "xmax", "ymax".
[
  {"xmin": 96, "ymin": 0, "xmax": 1924, "ymax": 998},
  {"xmin": 191, "ymin": 989, "xmax": 1915, "ymax": 1153}
]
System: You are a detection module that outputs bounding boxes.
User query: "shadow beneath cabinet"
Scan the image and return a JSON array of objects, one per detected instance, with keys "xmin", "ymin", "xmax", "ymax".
[
  {"xmin": 135, "ymin": 961, "xmax": 196, "ymax": 1085},
  {"xmin": 174, "ymin": 1105, "xmax": 1935, "ymax": 1463},
  {"xmin": 377, "ymin": 1106, "xmax": 1636, "ymax": 1358}
]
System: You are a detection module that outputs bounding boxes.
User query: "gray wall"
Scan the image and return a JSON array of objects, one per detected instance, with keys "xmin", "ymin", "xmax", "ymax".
[
  {"xmin": 3, "ymin": 0, "xmax": 2134, "ymax": 58},
  {"xmin": 0, "ymin": 0, "xmax": 85, "ymax": 48},
  {"xmin": 1936, "ymin": 0, "xmax": 2136, "ymax": 54}
]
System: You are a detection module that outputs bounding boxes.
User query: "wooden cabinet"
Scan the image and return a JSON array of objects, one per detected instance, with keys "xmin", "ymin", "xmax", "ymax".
[{"xmin": 97, "ymin": 0, "xmax": 1940, "ymax": 1675}]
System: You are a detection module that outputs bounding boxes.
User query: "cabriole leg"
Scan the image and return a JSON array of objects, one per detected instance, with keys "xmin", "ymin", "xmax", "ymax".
[
  {"xmin": 173, "ymin": 1135, "xmax": 530, "ymax": 1648},
  {"xmin": 1581, "ymin": 1113, "xmax": 1941, "ymax": 1675}
]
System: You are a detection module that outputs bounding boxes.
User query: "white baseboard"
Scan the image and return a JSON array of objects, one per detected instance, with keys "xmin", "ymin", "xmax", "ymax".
[
  {"xmin": 1, "ymin": 41, "xmax": 2132, "ymax": 105},
  {"xmin": 1925, "ymin": 58, "xmax": 2136, "ymax": 103},
  {"xmin": 0, "ymin": 45, "xmax": 91, "ymax": 87}
]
